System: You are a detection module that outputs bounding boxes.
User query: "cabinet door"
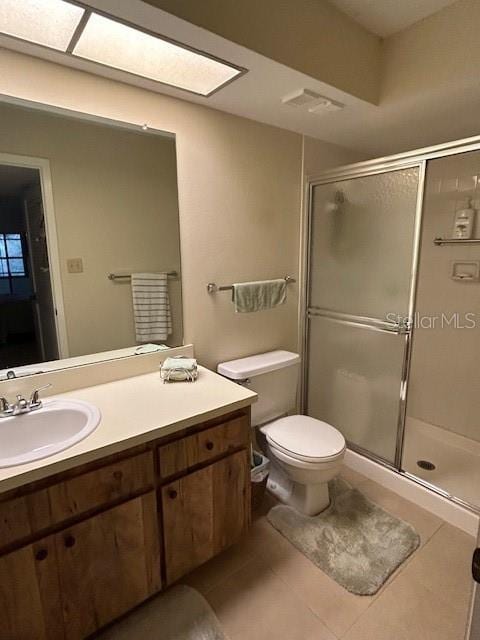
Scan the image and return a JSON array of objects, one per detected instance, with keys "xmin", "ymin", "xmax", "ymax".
[
  {"xmin": 0, "ymin": 536, "xmax": 64, "ymax": 640},
  {"xmin": 56, "ymin": 492, "xmax": 160, "ymax": 640},
  {"xmin": 162, "ymin": 450, "xmax": 249, "ymax": 584}
]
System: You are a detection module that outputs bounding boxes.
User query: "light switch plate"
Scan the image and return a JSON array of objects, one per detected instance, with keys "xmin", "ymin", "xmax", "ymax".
[{"xmin": 67, "ymin": 258, "xmax": 83, "ymax": 274}]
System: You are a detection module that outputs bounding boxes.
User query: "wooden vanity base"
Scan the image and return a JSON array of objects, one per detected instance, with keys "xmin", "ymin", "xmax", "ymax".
[{"xmin": 0, "ymin": 408, "xmax": 251, "ymax": 640}]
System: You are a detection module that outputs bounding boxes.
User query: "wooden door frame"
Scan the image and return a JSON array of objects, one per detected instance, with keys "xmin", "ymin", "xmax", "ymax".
[{"xmin": 0, "ymin": 152, "xmax": 69, "ymax": 359}]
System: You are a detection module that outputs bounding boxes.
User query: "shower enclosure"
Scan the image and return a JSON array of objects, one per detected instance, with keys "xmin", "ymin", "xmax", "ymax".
[{"xmin": 303, "ymin": 138, "xmax": 480, "ymax": 515}]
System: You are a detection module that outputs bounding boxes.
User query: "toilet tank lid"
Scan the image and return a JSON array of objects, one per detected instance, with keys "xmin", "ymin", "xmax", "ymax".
[{"xmin": 217, "ymin": 350, "xmax": 300, "ymax": 380}]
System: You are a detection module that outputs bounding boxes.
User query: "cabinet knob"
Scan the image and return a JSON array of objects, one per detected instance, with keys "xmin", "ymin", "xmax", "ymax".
[
  {"xmin": 113, "ymin": 470, "xmax": 123, "ymax": 481},
  {"xmin": 35, "ymin": 548, "xmax": 48, "ymax": 561},
  {"xmin": 64, "ymin": 534, "xmax": 76, "ymax": 548},
  {"xmin": 168, "ymin": 489, "xmax": 178, "ymax": 499},
  {"xmin": 205, "ymin": 441, "xmax": 214, "ymax": 451}
]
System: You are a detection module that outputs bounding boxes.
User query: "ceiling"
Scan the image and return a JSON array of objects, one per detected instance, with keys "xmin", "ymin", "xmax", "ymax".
[
  {"xmin": 1, "ymin": 0, "xmax": 479, "ymax": 160},
  {"xmin": 328, "ymin": 0, "xmax": 459, "ymax": 37}
]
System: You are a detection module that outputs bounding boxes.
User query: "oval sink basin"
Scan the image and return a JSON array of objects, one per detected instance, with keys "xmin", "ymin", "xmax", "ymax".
[{"xmin": 0, "ymin": 399, "xmax": 101, "ymax": 468}]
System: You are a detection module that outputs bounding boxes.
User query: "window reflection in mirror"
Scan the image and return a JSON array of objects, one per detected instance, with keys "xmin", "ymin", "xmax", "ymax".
[{"xmin": 0, "ymin": 103, "xmax": 182, "ymax": 378}]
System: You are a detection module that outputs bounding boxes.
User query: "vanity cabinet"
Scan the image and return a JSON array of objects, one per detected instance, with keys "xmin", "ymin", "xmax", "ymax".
[
  {"xmin": 158, "ymin": 415, "xmax": 249, "ymax": 480},
  {"xmin": 0, "ymin": 493, "xmax": 160, "ymax": 640},
  {"xmin": 0, "ymin": 536, "xmax": 63, "ymax": 640},
  {"xmin": 162, "ymin": 449, "xmax": 249, "ymax": 584},
  {"xmin": 0, "ymin": 408, "xmax": 251, "ymax": 640},
  {"xmin": 56, "ymin": 492, "xmax": 160, "ymax": 640},
  {"xmin": 48, "ymin": 451, "xmax": 154, "ymax": 522}
]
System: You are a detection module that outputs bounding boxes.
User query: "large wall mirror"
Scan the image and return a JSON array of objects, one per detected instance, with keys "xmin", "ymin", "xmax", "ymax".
[{"xmin": 0, "ymin": 102, "xmax": 182, "ymax": 379}]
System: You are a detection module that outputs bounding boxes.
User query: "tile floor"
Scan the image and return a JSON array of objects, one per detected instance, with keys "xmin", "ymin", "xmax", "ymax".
[{"xmin": 185, "ymin": 467, "xmax": 476, "ymax": 640}]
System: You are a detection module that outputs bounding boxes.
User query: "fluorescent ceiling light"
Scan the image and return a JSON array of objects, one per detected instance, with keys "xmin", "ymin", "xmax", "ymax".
[
  {"xmin": 0, "ymin": 0, "xmax": 85, "ymax": 52},
  {"xmin": 73, "ymin": 12, "xmax": 243, "ymax": 96}
]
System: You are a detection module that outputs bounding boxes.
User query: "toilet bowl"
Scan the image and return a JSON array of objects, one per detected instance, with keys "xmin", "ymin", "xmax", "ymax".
[
  {"xmin": 261, "ymin": 415, "xmax": 346, "ymax": 515},
  {"xmin": 217, "ymin": 350, "xmax": 346, "ymax": 516}
]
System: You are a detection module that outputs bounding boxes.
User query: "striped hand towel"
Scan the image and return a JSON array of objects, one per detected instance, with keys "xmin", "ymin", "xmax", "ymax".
[{"xmin": 131, "ymin": 273, "xmax": 172, "ymax": 343}]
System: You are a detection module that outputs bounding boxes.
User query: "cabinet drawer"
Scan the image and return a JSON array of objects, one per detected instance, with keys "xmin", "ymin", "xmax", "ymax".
[
  {"xmin": 158, "ymin": 415, "xmax": 249, "ymax": 479},
  {"xmin": 48, "ymin": 451, "xmax": 154, "ymax": 522},
  {"xmin": 0, "ymin": 490, "xmax": 53, "ymax": 550}
]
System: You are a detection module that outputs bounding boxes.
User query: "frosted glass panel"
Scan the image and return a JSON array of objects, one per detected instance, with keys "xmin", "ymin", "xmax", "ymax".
[
  {"xmin": 307, "ymin": 316, "xmax": 406, "ymax": 463},
  {"xmin": 309, "ymin": 168, "xmax": 419, "ymax": 319}
]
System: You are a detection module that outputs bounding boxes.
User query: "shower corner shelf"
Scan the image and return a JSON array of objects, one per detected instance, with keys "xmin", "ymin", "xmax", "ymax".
[{"xmin": 434, "ymin": 237, "xmax": 480, "ymax": 246}]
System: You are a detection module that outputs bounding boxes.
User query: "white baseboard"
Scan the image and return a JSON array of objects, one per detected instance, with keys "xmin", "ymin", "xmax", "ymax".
[{"xmin": 345, "ymin": 449, "xmax": 479, "ymax": 537}]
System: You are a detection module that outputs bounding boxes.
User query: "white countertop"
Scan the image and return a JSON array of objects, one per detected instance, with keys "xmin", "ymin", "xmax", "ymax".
[{"xmin": 0, "ymin": 366, "xmax": 257, "ymax": 494}]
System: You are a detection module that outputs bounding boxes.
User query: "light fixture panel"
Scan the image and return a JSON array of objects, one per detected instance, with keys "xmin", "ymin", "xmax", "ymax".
[
  {"xmin": 73, "ymin": 13, "xmax": 243, "ymax": 96},
  {"xmin": 0, "ymin": 0, "xmax": 85, "ymax": 52}
]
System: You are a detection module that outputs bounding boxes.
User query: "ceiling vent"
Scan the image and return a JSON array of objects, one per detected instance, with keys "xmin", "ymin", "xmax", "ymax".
[
  {"xmin": 282, "ymin": 89, "xmax": 320, "ymax": 107},
  {"xmin": 282, "ymin": 89, "xmax": 344, "ymax": 114}
]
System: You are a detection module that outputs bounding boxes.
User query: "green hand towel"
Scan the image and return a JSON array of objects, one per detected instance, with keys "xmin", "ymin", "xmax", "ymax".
[
  {"xmin": 162, "ymin": 357, "xmax": 197, "ymax": 370},
  {"xmin": 232, "ymin": 279, "xmax": 287, "ymax": 313},
  {"xmin": 135, "ymin": 343, "xmax": 170, "ymax": 354}
]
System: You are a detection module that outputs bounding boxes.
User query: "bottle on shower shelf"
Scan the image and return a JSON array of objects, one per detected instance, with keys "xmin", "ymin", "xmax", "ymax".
[{"xmin": 452, "ymin": 199, "xmax": 476, "ymax": 239}]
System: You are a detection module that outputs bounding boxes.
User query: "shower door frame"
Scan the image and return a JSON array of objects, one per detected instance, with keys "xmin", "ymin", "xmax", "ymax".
[
  {"xmin": 301, "ymin": 132, "xmax": 480, "ymax": 516},
  {"xmin": 302, "ymin": 159, "xmax": 427, "ymax": 471}
]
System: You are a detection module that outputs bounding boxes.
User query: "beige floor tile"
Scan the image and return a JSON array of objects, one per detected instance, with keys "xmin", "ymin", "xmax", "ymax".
[
  {"xmin": 257, "ymin": 526, "xmax": 374, "ymax": 637},
  {"xmin": 244, "ymin": 514, "xmax": 293, "ymax": 556},
  {"xmin": 183, "ymin": 537, "xmax": 257, "ymax": 595},
  {"xmin": 358, "ymin": 479, "xmax": 443, "ymax": 544},
  {"xmin": 186, "ymin": 480, "xmax": 470, "ymax": 640},
  {"xmin": 206, "ymin": 558, "xmax": 337, "ymax": 640},
  {"xmin": 397, "ymin": 522, "xmax": 475, "ymax": 616},
  {"xmin": 343, "ymin": 567, "xmax": 469, "ymax": 640},
  {"xmin": 252, "ymin": 489, "xmax": 279, "ymax": 520},
  {"xmin": 243, "ymin": 495, "xmax": 438, "ymax": 635}
]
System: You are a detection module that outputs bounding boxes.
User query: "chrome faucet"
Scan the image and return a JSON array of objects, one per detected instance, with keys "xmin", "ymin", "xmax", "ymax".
[{"xmin": 0, "ymin": 384, "xmax": 52, "ymax": 418}]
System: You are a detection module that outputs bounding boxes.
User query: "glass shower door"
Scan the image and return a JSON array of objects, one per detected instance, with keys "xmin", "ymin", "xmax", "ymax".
[{"xmin": 306, "ymin": 166, "xmax": 422, "ymax": 465}]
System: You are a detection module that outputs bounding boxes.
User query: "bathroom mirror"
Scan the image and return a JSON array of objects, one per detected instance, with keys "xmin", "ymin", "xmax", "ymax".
[{"xmin": 0, "ymin": 101, "xmax": 182, "ymax": 379}]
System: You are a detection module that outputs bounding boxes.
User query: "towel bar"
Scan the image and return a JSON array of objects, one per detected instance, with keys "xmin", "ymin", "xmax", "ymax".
[
  {"xmin": 207, "ymin": 275, "xmax": 296, "ymax": 293},
  {"xmin": 434, "ymin": 238, "xmax": 480, "ymax": 246},
  {"xmin": 108, "ymin": 271, "xmax": 178, "ymax": 281}
]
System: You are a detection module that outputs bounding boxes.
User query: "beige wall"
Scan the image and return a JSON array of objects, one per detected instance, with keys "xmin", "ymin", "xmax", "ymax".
[
  {"xmin": 144, "ymin": 0, "xmax": 381, "ymax": 104},
  {"xmin": 375, "ymin": 0, "xmax": 480, "ymax": 152},
  {"xmin": 407, "ymin": 150, "xmax": 480, "ymax": 443},
  {"xmin": 382, "ymin": 0, "xmax": 480, "ymax": 104},
  {"xmin": 0, "ymin": 104, "xmax": 182, "ymax": 357},
  {"xmin": 0, "ymin": 50, "xmax": 361, "ymax": 370},
  {"xmin": 303, "ymin": 136, "xmax": 368, "ymax": 177}
]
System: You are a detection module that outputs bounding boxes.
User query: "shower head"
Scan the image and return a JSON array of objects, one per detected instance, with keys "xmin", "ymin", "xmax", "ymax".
[{"xmin": 326, "ymin": 190, "xmax": 345, "ymax": 213}]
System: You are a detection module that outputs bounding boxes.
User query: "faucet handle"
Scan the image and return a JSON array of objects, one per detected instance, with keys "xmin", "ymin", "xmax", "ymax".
[
  {"xmin": 0, "ymin": 397, "xmax": 12, "ymax": 415},
  {"xmin": 29, "ymin": 383, "xmax": 52, "ymax": 408}
]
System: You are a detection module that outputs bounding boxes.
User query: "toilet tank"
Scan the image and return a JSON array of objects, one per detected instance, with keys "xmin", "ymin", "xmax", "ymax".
[{"xmin": 217, "ymin": 351, "xmax": 301, "ymax": 426}]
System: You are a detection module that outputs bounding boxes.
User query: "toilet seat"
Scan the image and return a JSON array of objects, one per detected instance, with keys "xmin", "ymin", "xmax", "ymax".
[
  {"xmin": 267, "ymin": 441, "xmax": 344, "ymax": 471},
  {"xmin": 262, "ymin": 415, "xmax": 346, "ymax": 464}
]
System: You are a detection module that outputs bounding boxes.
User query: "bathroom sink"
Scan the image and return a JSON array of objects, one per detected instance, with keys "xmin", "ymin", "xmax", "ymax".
[{"xmin": 0, "ymin": 399, "xmax": 101, "ymax": 468}]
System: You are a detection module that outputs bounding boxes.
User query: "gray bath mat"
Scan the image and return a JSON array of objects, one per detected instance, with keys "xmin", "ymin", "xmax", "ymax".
[
  {"xmin": 267, "ymin": 478, "xmax": 420, "ymax": 595},
  {"xmin": 97, "ymin": 584, "xmax": 228, "ymax": 640}
]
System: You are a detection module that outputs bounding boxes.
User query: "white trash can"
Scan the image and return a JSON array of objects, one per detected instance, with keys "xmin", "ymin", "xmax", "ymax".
[{"xmin": 251, "ymin": 451, "xmax": 270, "ymax": 511}]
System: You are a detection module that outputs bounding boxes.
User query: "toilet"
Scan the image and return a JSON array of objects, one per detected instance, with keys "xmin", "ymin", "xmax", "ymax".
[{"xmin": 217, "ymin": 350, "xmax": 346, "ymax": 516}]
